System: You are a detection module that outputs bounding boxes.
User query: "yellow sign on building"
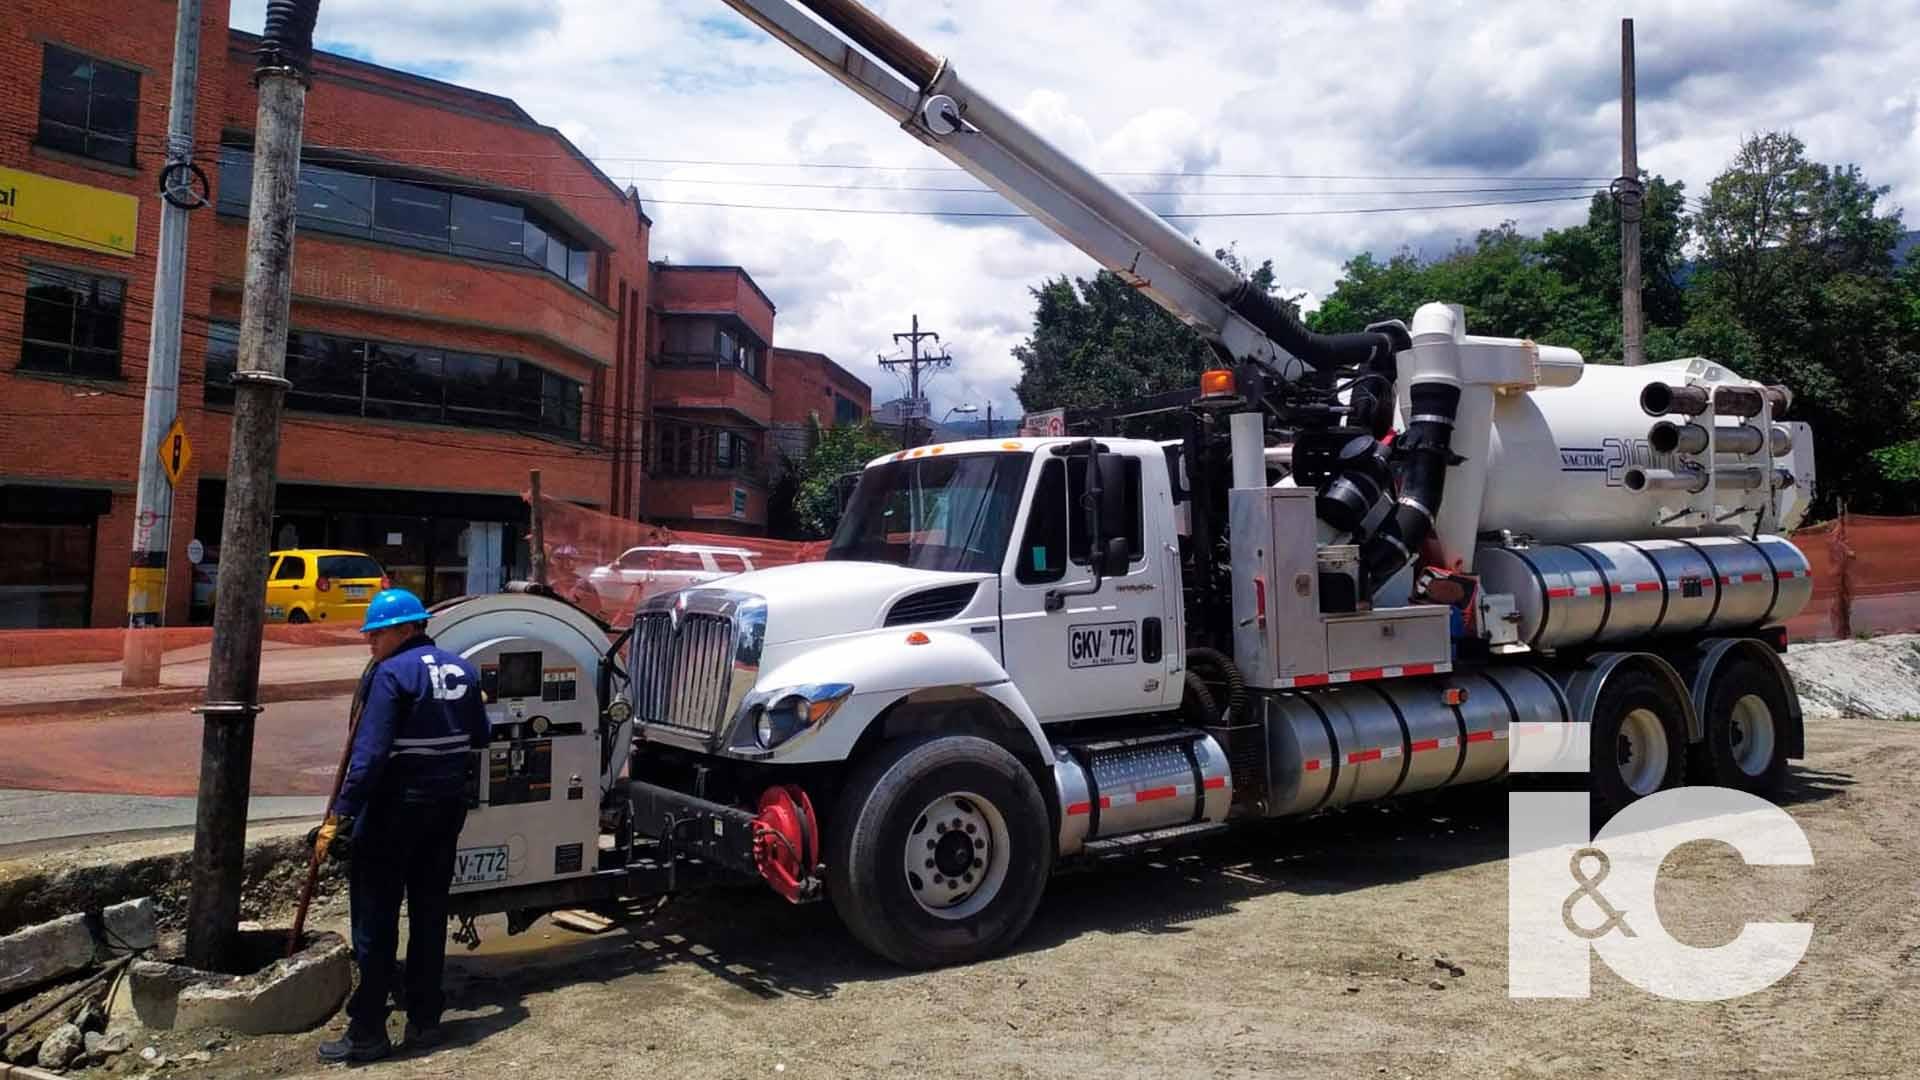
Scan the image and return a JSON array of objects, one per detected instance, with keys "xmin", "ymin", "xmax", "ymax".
[{"xmin": 0, "ymin": 164, "xmax": 139, "ymax": 257}]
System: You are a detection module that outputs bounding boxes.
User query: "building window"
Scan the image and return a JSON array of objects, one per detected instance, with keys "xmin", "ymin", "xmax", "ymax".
[
  {"xmin": 654, "ymin": 421, "xmax": 759, "ymax": 478},
  {"xmin": 833, "ymin": 393, "xmax": 862, "ymax": 425},
  {"xmin": 203, "ymin": 322, "xmax": 583, "ymax": 439},
  {"xmin": 20, "ymin": 266, "xmax": 123, "ymax": 378},
  {"xmin": 660, "ymin": 316, "xmax": 766, "ymax": 383},
  {"xmin": 215, "ymin": 148, "xmax": 594, "ymax": 292},
  {"xmin": 37, "ymin": 45, "xmax": 138, "ymax": 167}
]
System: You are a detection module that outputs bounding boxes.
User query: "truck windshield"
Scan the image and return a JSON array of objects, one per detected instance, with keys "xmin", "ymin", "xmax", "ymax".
[{"xmin": 826, "ymin": 453, "xmax": 1031, "ymax": 572}]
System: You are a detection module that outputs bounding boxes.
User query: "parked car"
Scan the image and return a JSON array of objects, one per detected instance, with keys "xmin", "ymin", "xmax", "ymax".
[
  {"xmin": 582, "ymin": 544, "xmax": 757, "ymax": 613},
  {"xmin": 264, "ymin": 549, "xmax": 388, "ymax": 625}
]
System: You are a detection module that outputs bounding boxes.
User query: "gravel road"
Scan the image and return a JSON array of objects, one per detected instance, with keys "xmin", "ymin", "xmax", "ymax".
[{"xmin": 132, "ymin": 714, "xmax": 1918, "ymax": 1080}]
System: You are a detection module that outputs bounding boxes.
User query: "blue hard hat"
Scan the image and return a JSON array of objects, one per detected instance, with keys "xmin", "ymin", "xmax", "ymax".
[{"xmin": 360, "ymin": 588, "xmax": 429, "ymax": 633}]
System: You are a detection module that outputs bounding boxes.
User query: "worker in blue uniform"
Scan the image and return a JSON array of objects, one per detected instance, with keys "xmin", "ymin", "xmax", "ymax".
[{"xmin": 313, "ymin": 588, "xmax": 489, "ymax": 1064}]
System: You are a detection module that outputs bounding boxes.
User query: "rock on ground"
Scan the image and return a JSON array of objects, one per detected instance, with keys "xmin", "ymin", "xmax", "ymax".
[
  {"xmin": 0, "ymin": 913, "xmax": 95, "ymax": 996},
  {"xmin": 36, "ymin": 1022, "xmax": 85, "ymax": 1070},
  {"xmin": 1784, "ymin": 633, "xmax": 1920, "ymax": 720}
]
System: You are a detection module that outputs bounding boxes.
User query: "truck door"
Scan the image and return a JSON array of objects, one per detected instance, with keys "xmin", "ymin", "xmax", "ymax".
[{"xmin": 999, "ymin": 449, "xmax": 1178, "ymax": 723}]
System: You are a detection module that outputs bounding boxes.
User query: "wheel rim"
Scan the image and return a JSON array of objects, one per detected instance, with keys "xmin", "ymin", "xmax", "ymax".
[
  {"xmin": 903, "ymin": 791, "xmax": 1011, "ymax": 921},
  {"xmin": 1617, "ymin": 707, "xmax": 1670, "ymax": 796},
  {"xmin": 1729, "ymin": 694, "xmax": 1777, "ymax": 777}
]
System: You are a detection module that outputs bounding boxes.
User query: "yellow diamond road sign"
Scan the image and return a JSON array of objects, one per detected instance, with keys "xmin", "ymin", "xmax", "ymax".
[{"xmin": 161, "ymin": 418, "xmax": 192, "ymax": 487}]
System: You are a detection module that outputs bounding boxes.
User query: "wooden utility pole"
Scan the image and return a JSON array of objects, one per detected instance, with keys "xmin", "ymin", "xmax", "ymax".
[
  {"xmin": 880, "ymin": 314, "xmax": 950, "ymax": 447},
  {"xmin": 121, "ymin": 0, "xmax": 204, "ymax": 687},
  {"xmin": 186, "ymin": 2, "xmax": 317, "ymax": 971},
  {"xmin": 1618, "ymin": 17, "xmax": 1646, "ymax": 366}
]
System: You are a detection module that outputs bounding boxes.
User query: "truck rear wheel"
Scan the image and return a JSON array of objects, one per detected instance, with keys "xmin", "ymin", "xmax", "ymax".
[
  {"xmin": 1591, "ymin": 665, "xmax": 1688, "ymax": 818},
  {"xmin": 827, "ymin": 734, "xmax": 1052, "ymax": 969},
  {"xmin": 1688, "ymin": 655, "xmax": 1790, "ymax": 795}
]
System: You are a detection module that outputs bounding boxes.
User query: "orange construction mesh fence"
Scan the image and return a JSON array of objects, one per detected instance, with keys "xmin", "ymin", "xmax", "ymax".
[
  {"xmin": 1785, "ymin": 514, "xmax": 1920, "ymax": 642},
  {"xmin": 532, "ymin": 494, "xmax": 829, "ymax": 628}
]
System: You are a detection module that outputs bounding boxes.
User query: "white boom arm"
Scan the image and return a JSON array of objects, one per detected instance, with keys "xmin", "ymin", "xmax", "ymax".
[{"xmin": 721, "ymin": 0, "xmax": 1300, "ymax": 374}]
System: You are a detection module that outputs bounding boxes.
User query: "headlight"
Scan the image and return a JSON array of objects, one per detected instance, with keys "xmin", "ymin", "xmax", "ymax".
[
  {"xmin": 751, "ymin": 683, "xmax": 853, "ymax": 749},
  {"xmin": 606, "ymin": 699, "xmax": 633, "ymax": 724}
]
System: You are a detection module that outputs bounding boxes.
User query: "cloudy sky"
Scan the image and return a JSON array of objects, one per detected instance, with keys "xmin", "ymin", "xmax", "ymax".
[{"xmin": 230, "ymin": 0, "xmax": 1920, "ymax": 421}]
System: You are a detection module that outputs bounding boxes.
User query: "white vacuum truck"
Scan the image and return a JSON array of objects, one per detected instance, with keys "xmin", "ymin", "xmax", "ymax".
[{"xmin": 433, "ymin": 0, "xmax": 1819, "ymax": 970}]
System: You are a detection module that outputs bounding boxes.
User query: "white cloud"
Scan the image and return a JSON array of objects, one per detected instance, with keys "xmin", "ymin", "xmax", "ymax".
[{"xmin": 230, "ymin": 0, "xmax": 1920, "ymax": 420}]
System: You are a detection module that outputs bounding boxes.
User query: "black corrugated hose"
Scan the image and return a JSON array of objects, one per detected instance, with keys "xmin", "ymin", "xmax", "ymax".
[
  {"xmin": 1186, "ymin": 647, "xmax": 1246, "ymax": 719},
  {"xmin": 258, "ymin": 0, "xmax": 321, "ymax": 77}
]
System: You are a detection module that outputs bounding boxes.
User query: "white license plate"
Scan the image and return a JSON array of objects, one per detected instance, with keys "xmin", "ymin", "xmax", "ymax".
[
  {"xmin": 345, "ymin": 586, "xmax": 370, "ymax": 599},
  {"xmin": 1068, "ymin": 620, "xmax": 1137, "ymax": 668},
  {"xmin": 451, "ymin": 844, "xmax": 510, "ymax": 886}
]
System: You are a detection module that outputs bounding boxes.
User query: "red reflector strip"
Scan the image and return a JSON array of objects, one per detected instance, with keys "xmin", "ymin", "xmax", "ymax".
[
  {"xmin": 1547, "ymin": 585, "xmax": 1604, "ymax": 598},
  {"xmin": 1135, "ymin": 785, "xmax": 1179, "ymax": 803},
  {"xmin": 1303, "ymin": 758, "xmax": 1325, "ymax": 772},
  {"xmin": 1066, "ymin": 801, "xmax": 1092, "ymax": 816},
  {"xmin": 1775, "ymin": 569, "xmax": 1809, "ymax": 580},
  {"xmin": 1545, "ymin": 586, "xmax": 1575, "ymax": 599},
  {"xmin": 1464, "ymin": 730, "xmax": 1496, "ymax": 744},
  {"xmin": 1202, "ymin": 776, "xmax": 1227, "ymax": 791},
  {"xmin": 1273, "ymin": 661, "xmax": 1448, "ymax": 689},
  {"xmin": 1410, "ymin": 737, "xmax": 1458, "ymax": 754},
  {"xmin": 1611, "ymin": 582, "xmax": 1661, "ymax": 594},
  {"xmin": 1348, "ymin": 748, "xmax": 1382, "ymax": 764}
]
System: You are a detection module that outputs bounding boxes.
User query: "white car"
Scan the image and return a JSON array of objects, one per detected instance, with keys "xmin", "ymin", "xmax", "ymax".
[{"xmin": 583, "ymin": 544, "xmax": 758, "ymax": 613}]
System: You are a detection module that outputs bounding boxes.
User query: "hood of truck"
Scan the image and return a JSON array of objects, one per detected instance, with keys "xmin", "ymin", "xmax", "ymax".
[{"xmin": 687, "ymin": 561, "xmax": 994, "ymax": 645}]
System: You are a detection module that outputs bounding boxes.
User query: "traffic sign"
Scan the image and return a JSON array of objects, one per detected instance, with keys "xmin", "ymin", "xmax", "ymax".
[{"xmin": 161, "ymin": 418, "xmax": 192, "ymax": 487}]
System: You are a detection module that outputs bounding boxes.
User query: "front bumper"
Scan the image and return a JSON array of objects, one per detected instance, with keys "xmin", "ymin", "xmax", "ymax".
[{"xmin": 627, "ymin": 779, "xmax": 762, "ymax": 879}]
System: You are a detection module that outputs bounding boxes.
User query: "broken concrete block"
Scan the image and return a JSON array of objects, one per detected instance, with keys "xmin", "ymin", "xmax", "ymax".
[
  {"xmin": 0, "ymin": 913, "xmax": 96, "ymax": 997},
  {"xmin": 38, "ymin": 1022, "xmax": 86, "ymax": 1070},
  {"xmin": 99, "ymin": 898, "xmax": 158, "ymax": 956},
  {"xmin": 128, "ymin": 931, "xmax": 350, "ymax": 1035}
]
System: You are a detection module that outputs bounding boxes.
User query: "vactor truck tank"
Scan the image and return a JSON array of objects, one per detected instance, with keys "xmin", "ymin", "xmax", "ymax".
[{"xmin": 1474, "ymin": 358, "xmax": 1812, "ymax": 546}]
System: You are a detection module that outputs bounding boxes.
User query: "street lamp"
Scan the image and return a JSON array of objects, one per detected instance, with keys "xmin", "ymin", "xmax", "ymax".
[{"xmin": 942, "ymin": 403, "xmax": 979, "ymax": 423}]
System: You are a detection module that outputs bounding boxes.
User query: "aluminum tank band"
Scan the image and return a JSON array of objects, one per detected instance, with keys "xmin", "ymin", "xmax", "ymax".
[
  {"xmin": 1051, "ymin": 730, "xmax": 1232, "ymax": 856},
  {"xmin": 1256, "ymin": 666, "xmax": 1569, "ymax": 818},
  {"xmin": 1477, "ymin": 535, "xmax": 1811, "ymax": 650}
]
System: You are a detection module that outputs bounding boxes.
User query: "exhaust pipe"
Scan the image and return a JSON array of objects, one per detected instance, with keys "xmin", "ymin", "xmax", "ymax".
[
  {"xmin": 1648, "ymin": 421, "xmax": 1708, "ymax": 455},
  {"xmin": 1624, "ymin": 464, "xmax": 1709, "ymax": 494},
  {"xmin": 1640, "ymin": 382, "xmax": 1709, "ymax": 417}
]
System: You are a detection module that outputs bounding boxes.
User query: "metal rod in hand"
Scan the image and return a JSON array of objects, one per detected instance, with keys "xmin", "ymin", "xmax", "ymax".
[{"xmin": 287, "ymin": 661, "xmax": 372, "ymax": 957}]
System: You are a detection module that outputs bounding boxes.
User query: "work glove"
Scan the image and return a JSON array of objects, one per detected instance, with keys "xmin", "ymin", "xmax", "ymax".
[{"xmin": 306, "ymin": 815, "xmax": 356, "ymax": 862}]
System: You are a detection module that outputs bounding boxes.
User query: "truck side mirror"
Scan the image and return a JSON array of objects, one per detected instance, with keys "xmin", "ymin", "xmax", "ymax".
[
  {"xmin": 1094, "ymin": 455, "xmax": 1128, "ymax": 542},
  {"xmin": 1094, "ymin": 535, "xmax": 1130, "ymax": 577}
]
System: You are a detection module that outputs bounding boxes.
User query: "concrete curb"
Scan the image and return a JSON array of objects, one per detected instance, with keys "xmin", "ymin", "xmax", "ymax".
[{"xmin": 0, "ymin": 678, "xmax": 361, "ymax": 721}]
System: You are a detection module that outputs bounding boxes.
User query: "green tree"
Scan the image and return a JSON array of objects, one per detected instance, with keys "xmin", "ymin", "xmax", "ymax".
[
  {"xmin": 790, "ymin": 419, "xmax": 900, "ymax": 538},
  {"xmin": 1682, "ymin": 132, "xmax": 1920, "ymax": 512},
  {"xmin": 1012, "ymin": 246, "xmax": 1288, "ymax": 410}
]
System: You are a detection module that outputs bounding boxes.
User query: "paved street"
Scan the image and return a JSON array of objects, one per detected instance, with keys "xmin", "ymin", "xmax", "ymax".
[{"xmin": 0, "ymin": 694, "xmax": 350, "ymax": 850}]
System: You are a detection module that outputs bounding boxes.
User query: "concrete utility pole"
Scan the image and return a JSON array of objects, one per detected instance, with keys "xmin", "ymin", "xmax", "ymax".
[
  {"xmin": 880, "ymin": 314, "xmax": 950, "ymax": 447},
  {"xmin": 122, "ymin": 0, "xmax": 204, "ymax": 687},
  {"xmin": 186, "ymin": 0, "xmax": 318, "ymax": 971},
  {"xmin": 1617, "ymin": 17, "xmax": 1646, "ymax": 366}
]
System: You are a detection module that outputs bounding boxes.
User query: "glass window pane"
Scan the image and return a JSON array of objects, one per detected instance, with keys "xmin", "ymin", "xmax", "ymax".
[
  {"xmin": 22, "ymin": 282, "xmax": 76, "ymax": 348},
  {"xmin": 216, "ymin": 147, "xmax": 252, "ymax": 215},
  {"xmin": 443, "ymin": 352, "xmax": 501, "ymax": 413},
  {"xmin": 86, "ymin": 133, "xmax": 135, "ymax": 168},
  {"xmin": 38, "ymin": 47, "xmax": 91, "ymax": 128},
  {"xmin": 511, "ymin": 360, "xmax": 543, "ymax": 421},
  {"xmin": 1015, "ymin": 460, "xmax": 1066, "ymax": 584},
  {"xmin": 273, "ymin": 556, "xmax": 307, "ymax": 581},
  {"xmin": 363, "ymin": 342, "xmax": 443, "ymax": 422},
  {"xmin": 36, "ymin": 121, "xmax": 87, "ymax": 157},
  {"xmin": 521, "ymin": 220, "xmax": 548, "ymax": 270},
  {"xmin": 567, "ymin": 247, "xmax": 590, "ymax": 290},
  {"xmin": 284, "ymin": 332, "xmax": 363, "ymax": 414},
  {"xmin": 373, "ymin": 179, "xmax": 450, "ymax": 249},
  {"xmin": 88, "ymin": 82, "xmax": 137, "ymax": 139},
  {"xmin": 451, "ymin": 195, "xmax": 524, "ymax": 261},
  {"xmin": 203, "ymin": 322, "xmax": 239, "ymax": 403},
  {"xmin": 545, "ymin": 233, "xmax": 569, "ymax": 277},
  {"xmin": 298, "ymin": 165, "xmax": 374, "ymax": 234}
]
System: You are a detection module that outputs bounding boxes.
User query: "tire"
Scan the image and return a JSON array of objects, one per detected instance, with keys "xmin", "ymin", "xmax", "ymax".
[
  {"xmin": 1687, "ymin": 655, "xmax": 1790, "ymax": 796},
  {"xmin": 287, "ymin": 608, "xmax": 310, "ymax": 624},
  {"xmin": 1590, "ymin": 664, "xmax": 1688, "ymax": 819},
  {"xmin": 827, "ymin": 735, "xmax": 1053, "ymax": 969}
]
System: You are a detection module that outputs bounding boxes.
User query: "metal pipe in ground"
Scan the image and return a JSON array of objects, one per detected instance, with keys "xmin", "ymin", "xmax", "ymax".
[{"xmin": 186, "ymin": 35, "xmax": 312, "ymax": 972}]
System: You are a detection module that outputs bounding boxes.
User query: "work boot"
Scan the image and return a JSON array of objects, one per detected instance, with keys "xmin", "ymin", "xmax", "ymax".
[
  {"xmin": 404, "ymin": 1020, "xmax": 444, "ymax": 1050},
  {"xmin": 317, "ymin": 1027, "xmax": 392, "ymax": 1064}
]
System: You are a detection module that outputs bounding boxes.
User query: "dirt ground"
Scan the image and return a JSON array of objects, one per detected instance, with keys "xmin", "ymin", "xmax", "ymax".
[{"xmin": 46, "ymin": 715, "xmax": 1920, "ymax": 1080}]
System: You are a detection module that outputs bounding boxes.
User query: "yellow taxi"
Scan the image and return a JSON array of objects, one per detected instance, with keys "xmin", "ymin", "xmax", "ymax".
[{"xmin": 265, "ymin": 549, "xmax": 389, "ymax": 625}]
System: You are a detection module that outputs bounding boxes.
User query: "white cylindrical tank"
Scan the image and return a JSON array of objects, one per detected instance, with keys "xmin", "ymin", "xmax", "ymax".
[{"xmin": 1476, "ymin": 359, "xmax": 1801, "ymax": 544}]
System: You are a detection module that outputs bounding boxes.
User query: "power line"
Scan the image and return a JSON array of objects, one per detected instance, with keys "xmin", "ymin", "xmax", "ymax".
[{"xmin": 639, "ymin": 194, "xmax": 1596, "ymax": 220}]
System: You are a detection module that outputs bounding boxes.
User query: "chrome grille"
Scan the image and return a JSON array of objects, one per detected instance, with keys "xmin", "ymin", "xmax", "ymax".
[{"xmin": 631, "ymin": 610, "xmax": 738, "ymax": 737}]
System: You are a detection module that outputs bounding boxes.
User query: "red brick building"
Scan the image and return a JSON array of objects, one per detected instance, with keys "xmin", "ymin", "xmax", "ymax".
[
  {"xmin": 768, "ymin": 346, "xmax": 872, "ymax": 467},
  {"xmin": 1, "ymin": 2, "xmax": 650, "ymax": 626},
  {"xmin": 643, "ymin": 264, "xmax": 778, "ymax": 535}
]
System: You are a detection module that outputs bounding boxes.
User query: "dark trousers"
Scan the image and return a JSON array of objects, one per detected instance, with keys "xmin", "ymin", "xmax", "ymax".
[{"xmin": 345, "ymin": 799, "xmax": 467, "ymax": 1036}]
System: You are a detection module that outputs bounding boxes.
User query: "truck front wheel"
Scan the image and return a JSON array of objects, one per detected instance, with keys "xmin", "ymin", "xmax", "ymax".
[{"xmin": 827, "ymin": 735, "xmax": 1052, "ymax": 969}]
